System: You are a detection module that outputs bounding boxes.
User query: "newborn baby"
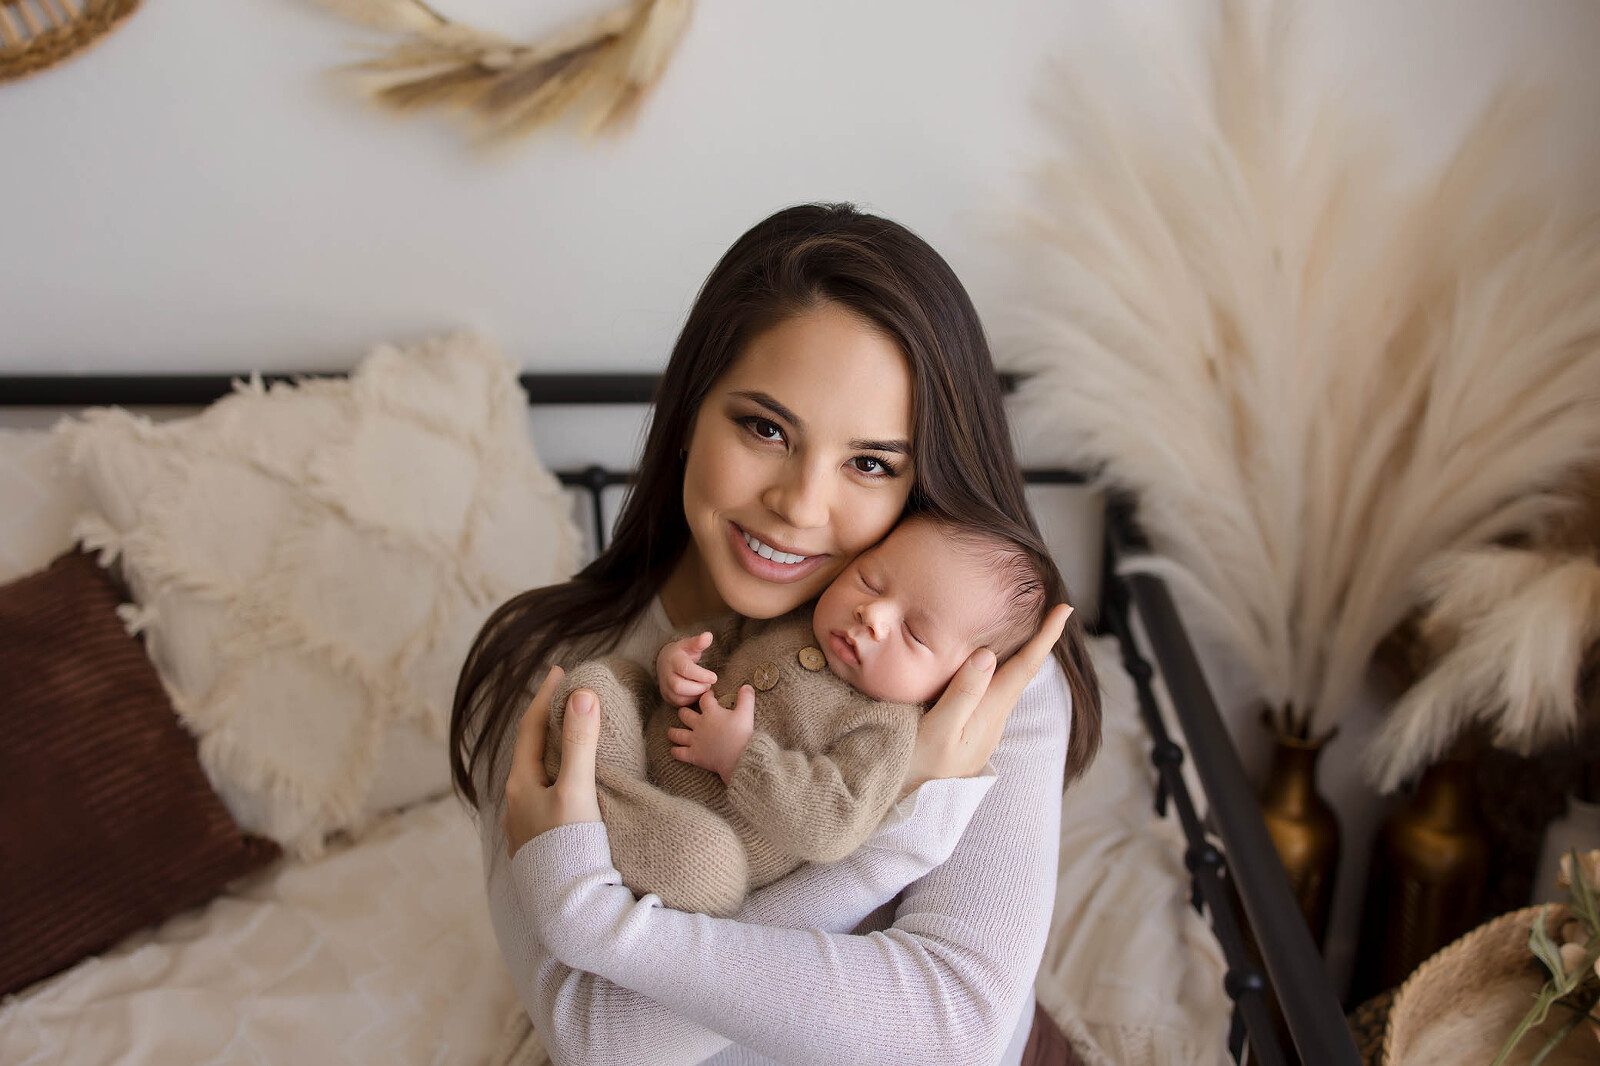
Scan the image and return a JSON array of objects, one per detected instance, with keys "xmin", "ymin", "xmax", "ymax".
[{"xmin": 545, "ymin": 514, "xmax": 1050, "ymax": 916}]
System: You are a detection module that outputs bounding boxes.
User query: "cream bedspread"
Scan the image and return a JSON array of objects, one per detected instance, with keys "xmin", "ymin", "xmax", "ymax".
[
  {"xmin": 0, "ymin": 637, "xmax": 1227, "ymax": 1066},
  {"xmin": 0, "ymin": 795, "xmax": 520, "ymax": 1066}
]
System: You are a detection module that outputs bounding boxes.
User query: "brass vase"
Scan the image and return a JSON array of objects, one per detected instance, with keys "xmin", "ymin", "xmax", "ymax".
[
  {"xmin": 1258, "ymin": 715, "xmax": 1341, "ymax": 948},
  {"xmin": 1352, "ymin": 743, "xmax": 1489, "ymax": 1001},
  {"xmin": 1350, "ymin": 742, "xmax": 1497, "ymax": 998}
]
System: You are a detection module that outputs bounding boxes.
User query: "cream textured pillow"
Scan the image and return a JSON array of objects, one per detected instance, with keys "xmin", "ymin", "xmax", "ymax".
[
  {"xmin": 55, "ymin": 332, "xmax": 581, "ymax": 859},
  {"xmin": 0, "ymin": 428, "xmax": 91, "ymax": 585}
]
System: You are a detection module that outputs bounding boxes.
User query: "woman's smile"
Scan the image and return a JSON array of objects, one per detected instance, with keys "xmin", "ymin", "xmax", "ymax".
[{"xmin": 726, "ymin": 521, "xmax": 830, "ymax": 584}]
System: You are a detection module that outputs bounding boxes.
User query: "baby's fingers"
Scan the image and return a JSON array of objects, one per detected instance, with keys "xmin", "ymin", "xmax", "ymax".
[
  {"xmin": 680, "ymin": 663, "xmax": 718, "ymax": 686},
  {"xmin": 665, "ymin": 675, "xmax": 710, "ymax": 701},
  {"xmin": 666, "ymin": 725, "xmax": 694, "ymax": 746}
]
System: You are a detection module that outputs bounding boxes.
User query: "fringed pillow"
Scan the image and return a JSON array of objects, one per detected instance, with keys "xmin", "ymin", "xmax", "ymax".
[
  {"xmin": 54, "ymin": 331, "xmax": 581, "ymax": 859},
  {"xmin": 0, "ymin": 428, "xmax": 91, "ymax": 584}
]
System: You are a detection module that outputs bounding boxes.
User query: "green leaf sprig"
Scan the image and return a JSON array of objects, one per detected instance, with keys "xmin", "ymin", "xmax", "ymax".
[{"xmin": 1492, "ymin": 849, "xmax": 1600, "ymax": 1066}]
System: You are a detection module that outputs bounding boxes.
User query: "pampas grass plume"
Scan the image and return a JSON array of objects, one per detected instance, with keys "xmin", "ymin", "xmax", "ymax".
[
  {"xmin": 1004, "ymin": 0, "xmax": 1600, "ymax": 751},
  {"xmin": 1367, "ymin": 550, "xmax": 1600, "ymax": 791}
]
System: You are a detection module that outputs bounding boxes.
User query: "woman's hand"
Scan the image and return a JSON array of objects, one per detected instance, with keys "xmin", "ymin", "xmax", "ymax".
[
  {"xmin": 502, "ymin": 665, "xmax": 604, "ymax": 860},
  {"xmin": 900, "ymin": 603, "xmax": 1074, "ymax": 798}
]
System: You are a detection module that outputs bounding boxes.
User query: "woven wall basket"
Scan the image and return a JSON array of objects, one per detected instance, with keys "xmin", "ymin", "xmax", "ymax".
[
  {"xmin": 0, "ymin": 0, "xmax": 141, "ymax": 84},
  {"xmin": 1383, "ymin": 904, "xmax": 1596, "ymax": 1065}
]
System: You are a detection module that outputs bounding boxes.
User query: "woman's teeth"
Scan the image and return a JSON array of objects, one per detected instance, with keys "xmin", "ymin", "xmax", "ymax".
[{"xmin": 743, "ymin": 532, "xmax": 807, "ymax": 565}]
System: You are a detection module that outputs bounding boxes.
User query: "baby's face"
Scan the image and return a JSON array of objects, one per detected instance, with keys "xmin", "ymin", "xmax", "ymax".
[{"xmin": 811, "ymin": 517, "xmax": 1005, "ymax": 704}]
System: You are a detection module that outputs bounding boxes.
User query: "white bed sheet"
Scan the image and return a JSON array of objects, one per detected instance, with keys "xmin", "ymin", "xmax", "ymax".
[
  {"xmin": 0, "ymin": 794, "xmax": 520, "ymax": 1066},
  {"xmin": 0, "ymin": 637, "xmax": 1227, "ymax": 1066}
]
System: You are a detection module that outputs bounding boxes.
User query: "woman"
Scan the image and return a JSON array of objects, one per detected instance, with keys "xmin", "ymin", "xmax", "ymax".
[{"xmin": 450, "ymin": 204, "xmax": 1102, "ymax": 1065}]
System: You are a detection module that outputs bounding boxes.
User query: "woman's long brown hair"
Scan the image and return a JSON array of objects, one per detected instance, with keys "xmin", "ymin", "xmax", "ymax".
[{"xmin": 449, "ymin": 203, "xmax": 1101, "ymax": 809}]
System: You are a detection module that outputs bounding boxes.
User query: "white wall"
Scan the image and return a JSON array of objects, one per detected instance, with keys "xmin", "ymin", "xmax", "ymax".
[
  {"xmin": 4, "ymin": 0, "xmax": 1593, "ymax": 377},
  {"xmin": 1, "ymin": 0, "xmax": 1088, "ymax": 372},
  {"xmin": 4, "ymin": 0, "xmax": 1599, "ymax": 1004}
]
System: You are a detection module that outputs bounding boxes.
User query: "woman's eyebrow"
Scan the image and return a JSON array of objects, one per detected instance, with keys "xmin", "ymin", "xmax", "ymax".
[
  {"xmin": 731, "ymin": 390, "xmax": 910, "ymax": 455},
  {"xmin": 732, "ymin": 390, "xmax": 802, "ymax": 427},
  {"xmin": 852, "ymin": 437, "xmax": 911, "ymax": 456}
]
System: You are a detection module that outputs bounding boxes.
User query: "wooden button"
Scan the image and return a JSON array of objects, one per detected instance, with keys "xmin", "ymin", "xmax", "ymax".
[
  {"xmin": 752, "ymin": 662, "xmax": 780, "ymax": 691},
  {"xmin": 798, "ymin": 646, "xmax": 826, "ymax": 671},
  {"xmin": 719, "ymin": 692, "xmax": 737, "ymax": 709}
]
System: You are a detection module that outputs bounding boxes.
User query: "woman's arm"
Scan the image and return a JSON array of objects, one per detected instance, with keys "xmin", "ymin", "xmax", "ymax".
[
  {"xmin": 515, "ymin": 659, "xmax": 1069, "ymax": 1066},
  {"xmin": 481, "ymin": 827, "xmax": 730, "ymax": 1066},
  {"xmin": 481, "ymin": 756, "xmax": 997, "ymax": 1065}
]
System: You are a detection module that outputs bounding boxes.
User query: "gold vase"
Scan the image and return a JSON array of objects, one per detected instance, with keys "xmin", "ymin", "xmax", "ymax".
[
  {"xmin": 1258, "ymin": 716, "xmax": 1341, "ymax": 949},
  {"xmin": 1352, "ymin": 744, "xmax": 1489, "ymax": 1000}
]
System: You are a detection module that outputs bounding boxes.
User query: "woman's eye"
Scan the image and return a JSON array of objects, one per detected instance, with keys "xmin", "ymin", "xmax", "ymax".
[
  {"xmin": 739, "ymin": 416, "xmax": 785, "ymax": 443},
  {"xmin": 850, "ymin": 456, "xmax": 897, "ymax": 477}
]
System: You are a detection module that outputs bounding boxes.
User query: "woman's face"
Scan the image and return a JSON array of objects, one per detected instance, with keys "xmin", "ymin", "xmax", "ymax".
[{"xmin": 669, "ymin": 301, "xmax": 915, "ymax": 623}]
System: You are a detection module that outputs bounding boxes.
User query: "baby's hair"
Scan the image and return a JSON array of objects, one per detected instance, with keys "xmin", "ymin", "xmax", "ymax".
[{"xmin": 914, "ymin": 515, "xmax": 1049, "ymax": 663}]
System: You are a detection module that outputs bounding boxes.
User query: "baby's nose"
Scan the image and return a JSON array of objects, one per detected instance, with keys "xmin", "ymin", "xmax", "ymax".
[{"xmin": 854, "ymin": 601, "xmax": 891, "ymax": 639}]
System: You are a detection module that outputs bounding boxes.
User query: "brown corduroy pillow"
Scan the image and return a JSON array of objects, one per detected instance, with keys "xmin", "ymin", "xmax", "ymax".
[{"xmin": 0, "ymin": 549, "xmax": 280, "ymax": 996}]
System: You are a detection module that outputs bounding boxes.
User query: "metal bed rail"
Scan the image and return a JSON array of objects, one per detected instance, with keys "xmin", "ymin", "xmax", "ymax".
[
  {"xmin": 0, "ymin": 371, "xmax": 1360, "ymax": 1064},
  {"xmin": 1101, "ymin": 505, "xmax": 1360, "ymax": 1066}
]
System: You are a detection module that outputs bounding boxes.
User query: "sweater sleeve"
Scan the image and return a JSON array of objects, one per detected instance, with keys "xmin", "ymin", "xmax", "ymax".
[
  {"xmin": 511, "ymin": 658, "xmax": 1070, "ymax": 1066},
  {"xmin": 480, "ymin": 754, "xmax": 996, "ymax": 1066},
  {"xmin": 724, "ymin": 704, "xmax": 918, "ymax": 864}
]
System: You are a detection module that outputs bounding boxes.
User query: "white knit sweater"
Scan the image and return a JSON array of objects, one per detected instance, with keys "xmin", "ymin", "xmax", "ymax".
[{"xmin": 475, "ymin": 597, "xmax": 1069, "ymax": 1065}]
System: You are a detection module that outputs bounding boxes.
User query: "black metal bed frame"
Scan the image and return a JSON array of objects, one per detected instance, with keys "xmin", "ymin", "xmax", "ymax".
[{"xmin": 0, "ymin": 371, "xmax": 1361, "ymax": 1066}]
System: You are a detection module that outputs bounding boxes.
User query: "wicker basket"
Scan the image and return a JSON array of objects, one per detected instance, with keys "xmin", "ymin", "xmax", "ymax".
[
  {"xmin": 1383, "ymin": 904, "xmax": 1599, "ymax": 1065},
  {"xmin": 0, "ymin": 0, "xmax": 142, "ymax": 84}
]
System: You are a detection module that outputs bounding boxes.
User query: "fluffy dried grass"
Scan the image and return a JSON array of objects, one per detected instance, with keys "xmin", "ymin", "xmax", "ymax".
[
  {"xmin": 1004, "ymin": 0, "xmax": 1600, "ymax": 745},
  {"xmin": 1367, "ymin": 548, "xmax": 1600, "ymax": 791},
  {"xmin": 308, "ymin": 0, "xmax": 692, "ymax": 145}
]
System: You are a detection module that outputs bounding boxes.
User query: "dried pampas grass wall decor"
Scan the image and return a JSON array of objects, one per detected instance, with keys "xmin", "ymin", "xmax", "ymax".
[
  {"xmin": 0, "ymin": 0, "xmax": 143, "ymax": 83},
  {"xmin": 306, "ymin": 0, "xmax": 692, "ymax": 147},
  {"xmin": 1004, "ymin": 0, "xmax": 1600, "ymax": 748}
]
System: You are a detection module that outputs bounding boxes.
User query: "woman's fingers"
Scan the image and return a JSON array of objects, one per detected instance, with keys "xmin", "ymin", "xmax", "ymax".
[
  {"xmin": 964, "ymin": 603, "xmax": 1073, "ymax": 753},
  {"xmin": 925, "ymin": 648, "xmax": 996, "ymax": 734},
  {"xmin": 902, "ymin": 603, "xmax": 1073, "ymax": 797},
  {"xmin": 513, "ymin": 665, "xmax": 565, "ymax": 787},
  {"xmin": 989, "ymin": 603, "xmax": 1072, "ymax": 707},
  {"xmin": 902, "ymin": 649, "xmax": 996, "ymax": 796},
  {"xmin": 923, "ymin": 602, "xmax": 1070, "ymax": 739},
  {"xmin": 552, "ymin": 689, "xmax": 603, "ymax": 823}
]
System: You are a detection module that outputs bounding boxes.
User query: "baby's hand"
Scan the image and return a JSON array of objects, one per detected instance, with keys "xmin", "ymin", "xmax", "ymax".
[
  {"xmin": 658, "ymin": 631, "xmax": 718, "ymax": 706},
  {"xmin": 668, "ymin": 686, "xmax": 755, "ymax": 785}
]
